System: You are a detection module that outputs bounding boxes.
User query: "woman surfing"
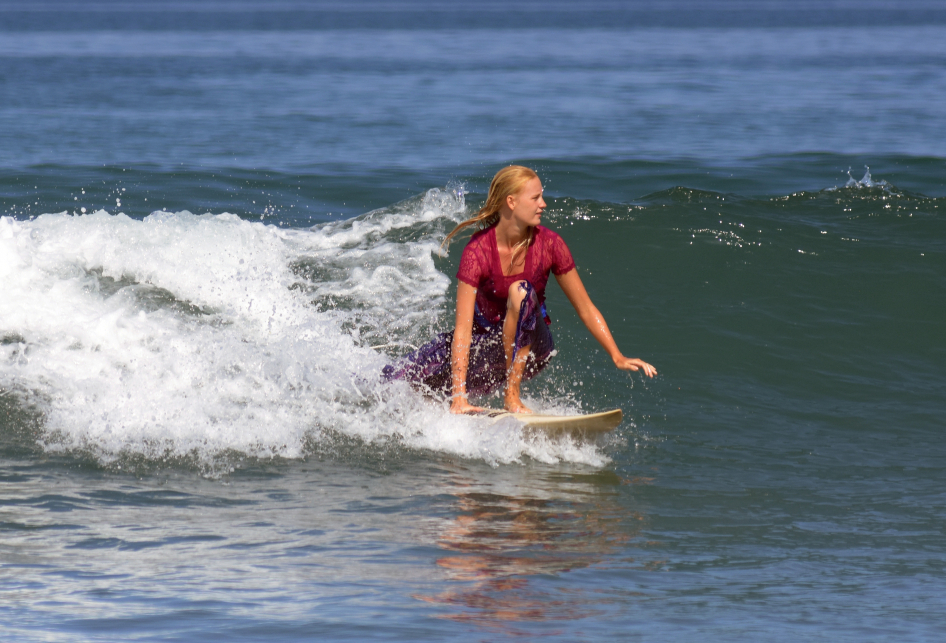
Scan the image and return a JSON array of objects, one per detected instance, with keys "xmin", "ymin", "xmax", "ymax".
[{"xmin": 383, "ymin": 165, "xmax": 657, "ymax": 414}]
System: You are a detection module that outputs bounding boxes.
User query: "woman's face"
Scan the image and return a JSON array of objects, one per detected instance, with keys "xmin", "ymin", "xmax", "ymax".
[{"xmin": 508, "ymin": 177, "xmax": 546, "ymax": 227}]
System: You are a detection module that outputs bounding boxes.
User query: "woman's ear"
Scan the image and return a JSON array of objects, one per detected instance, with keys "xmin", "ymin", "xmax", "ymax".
[{"xmin": 505, "ymin": 193, "xmax": 517, "ymax": 211}]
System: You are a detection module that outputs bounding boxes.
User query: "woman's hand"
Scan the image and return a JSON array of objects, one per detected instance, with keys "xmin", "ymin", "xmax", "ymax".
[
  {"xmin": 613, "ymin": 354, "xmax": 658, "ymax": 378},
  {"xmin": 555, "ymin": 269, "xmax": 658, "ymax": 379},
  {"xmin": 450, "ymin": 397, "xmax": 484, "ymax": 415}
]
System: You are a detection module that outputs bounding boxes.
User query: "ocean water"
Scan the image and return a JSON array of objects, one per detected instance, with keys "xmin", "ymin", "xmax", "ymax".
[{"xmin": 2, "ymin": 1, "xmax": 945, "ymax": 640}]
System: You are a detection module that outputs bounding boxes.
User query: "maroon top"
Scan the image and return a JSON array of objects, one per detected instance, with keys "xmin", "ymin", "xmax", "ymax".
[{"xmin": 456, "ymin": 225, "xmax": 576, "ymax": 325}]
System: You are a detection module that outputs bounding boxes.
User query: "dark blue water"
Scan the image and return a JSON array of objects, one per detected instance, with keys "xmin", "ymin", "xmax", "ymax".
[{"xmin": 2, "ymin": 2, "xmax": 945, "ymax": 640}]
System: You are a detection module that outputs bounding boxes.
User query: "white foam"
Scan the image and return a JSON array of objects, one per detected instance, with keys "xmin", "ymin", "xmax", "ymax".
[{"xmin": 0, "ymin": 189, "xmax": 606, "ymax": 468}]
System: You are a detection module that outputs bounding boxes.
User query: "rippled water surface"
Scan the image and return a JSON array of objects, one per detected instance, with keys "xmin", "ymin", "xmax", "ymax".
[{"xmin": 2, "ymin": 1, "xmax": 945, "ymax": 640}]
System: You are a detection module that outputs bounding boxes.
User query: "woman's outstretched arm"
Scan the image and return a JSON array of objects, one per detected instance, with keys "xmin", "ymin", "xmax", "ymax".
[
  {"xmin": 554, "ymin": 269, "xmax": 657, "ymax": 377},
  {"xmin": 450, "ymin": 281, "xmax": 483, "ymax": 414}
]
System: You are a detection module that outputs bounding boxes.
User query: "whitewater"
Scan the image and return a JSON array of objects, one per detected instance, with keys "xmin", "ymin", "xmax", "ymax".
[{"xmin": 0, "ymin": 188, "xmax": 606, "ymax": 469}]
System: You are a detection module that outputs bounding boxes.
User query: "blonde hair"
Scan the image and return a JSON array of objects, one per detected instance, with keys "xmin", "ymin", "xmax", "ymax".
[{"xmin": 442, "ymin": 165, "xmax": 538, "ymax": 264}]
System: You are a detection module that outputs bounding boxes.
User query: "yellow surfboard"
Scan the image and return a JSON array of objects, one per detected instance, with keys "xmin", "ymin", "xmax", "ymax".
[{"xmin": 479, "ymin": 408, "xmax": 623, "ymax": 438}]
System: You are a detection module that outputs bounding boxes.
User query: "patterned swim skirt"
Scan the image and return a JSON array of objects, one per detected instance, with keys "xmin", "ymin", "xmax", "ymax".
[{"xmin": 381, "ymin": 281, "xmax": 554, "ymax": 399}]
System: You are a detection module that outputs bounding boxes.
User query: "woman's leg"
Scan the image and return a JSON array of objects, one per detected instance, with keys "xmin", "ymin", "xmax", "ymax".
[
  {"xmin": 383, "ymin": 281, "xmax": 553, "ymax": 404},
  {"xmin": 503, "ymin": 280, "xmax": 533, "ymax": 413}
]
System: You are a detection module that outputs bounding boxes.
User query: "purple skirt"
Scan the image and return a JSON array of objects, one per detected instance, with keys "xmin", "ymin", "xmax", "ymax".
[{"xmin": 381, "ymin": 281, "xmax": 554, "ymax": 399}]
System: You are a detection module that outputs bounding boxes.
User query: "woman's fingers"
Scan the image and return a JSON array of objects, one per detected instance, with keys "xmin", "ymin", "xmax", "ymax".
[{"xmin": 615, "ymin": 356, "xmax": 658, "ymax": 377}]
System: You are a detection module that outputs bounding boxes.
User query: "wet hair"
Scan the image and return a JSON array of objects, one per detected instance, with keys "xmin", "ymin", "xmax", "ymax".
[{"xmin": 441, "ymin": 165, "xmax": 539, "ymax": 263}]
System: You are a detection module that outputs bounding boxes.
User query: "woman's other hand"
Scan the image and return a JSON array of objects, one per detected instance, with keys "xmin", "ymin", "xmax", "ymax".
[{"xmin": 613, "ymin": 355, "xmax": 658, "ymax": 378}]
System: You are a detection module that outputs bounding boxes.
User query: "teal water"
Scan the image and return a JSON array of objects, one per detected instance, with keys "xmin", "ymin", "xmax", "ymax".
[{"xmin": 2, "ymin": 3, "xmax": 946, "ymax": 640}]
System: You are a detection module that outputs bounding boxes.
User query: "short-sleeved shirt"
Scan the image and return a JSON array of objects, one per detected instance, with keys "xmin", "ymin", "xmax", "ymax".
[{"xmin": 456, "ymin": 224, "xmax": 576, "ymax": 326}]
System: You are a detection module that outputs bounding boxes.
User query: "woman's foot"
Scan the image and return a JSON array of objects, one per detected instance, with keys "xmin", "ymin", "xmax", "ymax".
[
  {"xmin": 450, "ymin": 397, "xmax": 484, "ymax": 415},
  {"xmin": 504, "ymin": 397, "xmax": 533, "ymax": 414}
]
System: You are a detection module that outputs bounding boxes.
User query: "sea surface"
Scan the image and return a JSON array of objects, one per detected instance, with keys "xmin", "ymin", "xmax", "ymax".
[{"xmin": 1, "ymin": 1, "xmax": 945, "ymax": 640}]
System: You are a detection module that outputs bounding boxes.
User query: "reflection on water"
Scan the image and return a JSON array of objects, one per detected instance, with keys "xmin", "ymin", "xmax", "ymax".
[{"xmin": 416, "ymin": 464, "xmax": 647, "ymax": 627}]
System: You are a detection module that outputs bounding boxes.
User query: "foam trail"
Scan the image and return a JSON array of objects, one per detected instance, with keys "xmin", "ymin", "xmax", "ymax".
[{"xmin": 0, "ymin": 189, "xmax": 607, "ymax": 468}]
